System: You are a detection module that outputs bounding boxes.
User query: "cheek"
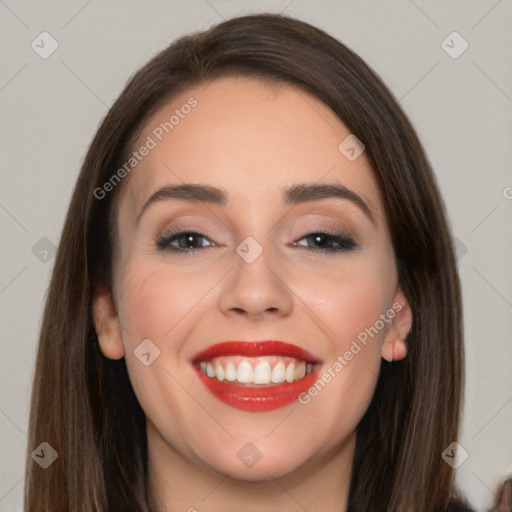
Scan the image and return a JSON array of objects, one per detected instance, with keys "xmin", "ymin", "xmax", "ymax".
[
  {"xmin": 301, "ymin": 256, "xmax": 392, "ymax": 350},
  {"xmin": 114, "ymin": 258, "xmax": 210, "ymax": 435},
  {"xmin": 294, "ymin": 257, "xmax": 391, "ymax": 424},
  {"xmin": 117, "ymin": 258, "xmax": 211, "ymax": 344},
  {"xmin": 296, "ymin": 275, "xmax": 386, "ymax": 442}
]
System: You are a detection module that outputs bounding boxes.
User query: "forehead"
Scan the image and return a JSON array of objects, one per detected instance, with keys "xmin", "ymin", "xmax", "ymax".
[{"xmin": 122, "ymin": 75, "xmax": 381, "ymax": 220}]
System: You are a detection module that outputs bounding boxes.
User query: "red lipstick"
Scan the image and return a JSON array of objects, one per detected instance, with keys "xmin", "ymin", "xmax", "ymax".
[
  {"xmin": 192, "ymin": 341, "xmax": 322, "ymax": 412},
  {"xmin": 193, "ymin": 340, "xmax": 321, "ymax": 363}
]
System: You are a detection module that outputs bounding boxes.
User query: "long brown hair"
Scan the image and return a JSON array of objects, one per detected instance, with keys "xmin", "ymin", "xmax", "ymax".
[{"xmin": 24, "ymin": 12, "xmax": 473, "ymax": 511}]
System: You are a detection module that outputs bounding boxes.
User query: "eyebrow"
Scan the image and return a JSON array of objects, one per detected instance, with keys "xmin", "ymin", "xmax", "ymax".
[{"xmin": 136, "ymin": 182, "xmax": 375, "ymax": 223}]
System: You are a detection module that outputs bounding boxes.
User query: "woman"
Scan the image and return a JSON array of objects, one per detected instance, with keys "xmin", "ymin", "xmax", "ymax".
[{"xmin": 24, "ymin": 12, "xmax": 475, "ymax": 512}]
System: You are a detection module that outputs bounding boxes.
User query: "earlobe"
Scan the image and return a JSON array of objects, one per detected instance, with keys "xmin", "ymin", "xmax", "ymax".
[
  {"xmin": 92, "ymin": 284, "xmax": 125, "ymax": 360},
  {"xmin": 381, "ymin": 284, "xmax": 413, "ymax": 363},
  {"xmin": 381, "ymin": 337, "xmax": 408, "ymax": 362}
]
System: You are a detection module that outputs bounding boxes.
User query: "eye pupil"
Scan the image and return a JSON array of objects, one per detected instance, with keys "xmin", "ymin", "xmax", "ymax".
[
  {"xmin": 301, "ymin": 232, "xmax": 355, "ymax": 253},
  {"xmin": 311, "ymin": 233, "xmax": 328, "ymax": 247},
  {"xmin": 180, "ymin": 233, "xmax": 201, "ymax": 248}
]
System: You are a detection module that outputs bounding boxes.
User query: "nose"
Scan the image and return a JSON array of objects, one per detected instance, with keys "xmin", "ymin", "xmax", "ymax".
[{"xmin": 218, "ymin": 238, "xmax": 294, "ymax": 322}]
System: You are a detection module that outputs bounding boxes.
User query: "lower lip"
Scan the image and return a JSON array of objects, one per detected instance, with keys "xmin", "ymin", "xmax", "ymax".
[{"xmin": 194, "ymin": 365, "xmax": 319, "ymax": 412}]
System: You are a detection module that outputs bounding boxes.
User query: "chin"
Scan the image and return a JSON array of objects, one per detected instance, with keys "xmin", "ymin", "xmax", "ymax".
[{"xmin": 196, "ymin": 439, "xmax": 313, "ymax": 482}]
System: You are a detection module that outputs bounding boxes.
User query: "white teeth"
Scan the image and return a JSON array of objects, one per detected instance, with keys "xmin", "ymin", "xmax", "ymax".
[
  {"xmin": 214, "ymin": 361, "xmax": 224, "ymax": 381},
  {"xmin": 294, "ymin": 362, "xmax": 306, "ymax": 380},
  {"xmin": 225, "ymin": 361, "xmax": 237, "ymax": 381},
  {"xmin": 237, "ymin": 361, "xmax": 253, "ymax": 383},
  {"xmin": 271, "ymin": 362, "xmax": 286, "ymax": 383},
  {"xmin": 285, "ymin": 361, "xmax": 295, "ymax": 383},
  {"xmin": 253, "ymin": 362, "xmax": 272, "ymax": 384},
  {"xmin": 197, "ymin": 356, "xmax": 315, "ymax": 385}
]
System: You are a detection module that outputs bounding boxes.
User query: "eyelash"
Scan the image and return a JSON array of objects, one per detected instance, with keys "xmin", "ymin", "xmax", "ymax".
[{"xmin": 155, "ymin": 229, "xmax": 357, "ymax": 255}]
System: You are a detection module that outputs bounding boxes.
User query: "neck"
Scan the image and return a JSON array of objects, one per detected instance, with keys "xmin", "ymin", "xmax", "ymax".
[{"xmin": 147, "ymin": 421, "xmax": 355, "ymax": 512}]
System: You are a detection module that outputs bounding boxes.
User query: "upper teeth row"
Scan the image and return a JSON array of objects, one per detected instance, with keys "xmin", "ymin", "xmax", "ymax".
[{"xmin": 198, "ymin": 356, "xmax": 314, "ymax": 384}]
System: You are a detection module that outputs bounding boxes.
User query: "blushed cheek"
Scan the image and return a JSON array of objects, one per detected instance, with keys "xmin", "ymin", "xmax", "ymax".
[
  {"xmin": 116, "ymin": 260, "xmax": 198, "ymax": 347},
  {"xmin": 115, "ymin": 260, "xmax": 202, "ymax": 418},
  {"xmin": 116, "ymin": 260, "xmax": 220, "ymax": 349},
  {"xmin": 321, "ymin": 261, "xmax": 394, "ymax": 420},
  {"xmin": 299, "ymin": 263, "xmax": 390, "ymax": 351},
  {"xmin": 300, "ymin": 274, "xmax": 386, "ymax": 433}
]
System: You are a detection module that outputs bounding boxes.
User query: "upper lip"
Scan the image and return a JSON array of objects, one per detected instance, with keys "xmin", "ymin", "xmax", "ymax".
[{"xmin": 192, "ymin": 340, "xmax": 323, "ymax": 364}]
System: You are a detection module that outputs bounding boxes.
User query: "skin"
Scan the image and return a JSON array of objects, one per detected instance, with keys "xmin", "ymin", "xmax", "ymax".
[{"xmin": 93, "ymin": 75, "xmax": 412, "ymax": 512}]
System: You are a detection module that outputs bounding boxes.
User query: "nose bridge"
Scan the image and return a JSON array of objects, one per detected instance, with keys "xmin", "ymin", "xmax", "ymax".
[{"xmin": 218, "ymin": 233, "xmax": 293, "ymax": 318}]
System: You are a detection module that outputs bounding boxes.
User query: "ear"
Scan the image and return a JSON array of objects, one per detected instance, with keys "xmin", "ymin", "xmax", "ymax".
[
  {"xmin": 381, "ymin": 284, "xmax": 413, "ymax": 363},
  {"xmin": 92, "ymin": 284, "xmax": 125, "ymax": 360}
]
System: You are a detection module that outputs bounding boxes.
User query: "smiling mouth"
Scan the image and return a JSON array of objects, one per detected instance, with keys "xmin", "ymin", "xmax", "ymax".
[
  {"xmin": 196, "ymin": 356, "xmax": 316, "ymax": 387},
  {"xmin": 191, "ymin": 340, "xmax": 322, "ymax": 411}
]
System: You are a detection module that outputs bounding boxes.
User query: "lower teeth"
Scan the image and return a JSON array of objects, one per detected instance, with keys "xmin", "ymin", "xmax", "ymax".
[{"xmin": 211, "ymin": 378, "xmax": 305, "ymax": 387}]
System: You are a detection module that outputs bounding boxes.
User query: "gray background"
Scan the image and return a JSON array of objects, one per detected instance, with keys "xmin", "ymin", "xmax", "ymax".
[{"xmin": 1, "ymin": 1, "xmax": 511, "ymax": 511}]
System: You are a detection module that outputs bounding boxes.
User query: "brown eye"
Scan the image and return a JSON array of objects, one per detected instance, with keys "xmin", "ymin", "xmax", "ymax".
[
  {"xmin": 294, "ymin": 232, "xmax": 357, "ymax": 254},
  {"xmin": 156, "ymin": 231, "xmax": 214, "ymax": 253}
]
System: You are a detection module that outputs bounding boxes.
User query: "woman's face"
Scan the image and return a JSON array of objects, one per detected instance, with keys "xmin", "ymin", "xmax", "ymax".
[{"xmin": 93, "ymin": 75, "xmax": 411, "ymax": 481}]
